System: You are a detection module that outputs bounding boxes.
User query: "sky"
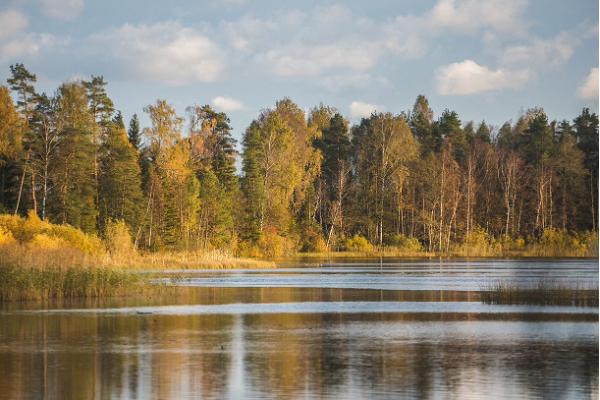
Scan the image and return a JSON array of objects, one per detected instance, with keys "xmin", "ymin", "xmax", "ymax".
[{"xmin": 0, "ymin": 0, "xmax": 598, "ymax": 145}]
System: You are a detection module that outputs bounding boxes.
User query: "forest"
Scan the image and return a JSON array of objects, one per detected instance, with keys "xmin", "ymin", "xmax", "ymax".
[{"xmin": 0, "ymin": 63, "xmax": 598, "ymax": 259}]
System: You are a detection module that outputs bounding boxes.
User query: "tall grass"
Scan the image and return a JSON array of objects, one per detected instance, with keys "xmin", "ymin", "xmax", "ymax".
[
  {"xmin": 0, "ymin": 266, "xmax": 143, "ymax": 301},
  {"xmin": 481, "ymin": 281, "xmax": 598, "ymax": 307}
]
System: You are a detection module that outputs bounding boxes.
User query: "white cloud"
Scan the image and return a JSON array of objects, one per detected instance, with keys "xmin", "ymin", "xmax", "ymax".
[
  {"xmin": 578, "ymin": 68, "xmax": 599, "ymax": 101},
  {"xmin": 221, "ymin": 0, "xmax": 529, "ymax": 86},
  {"xmin": 91, "ymin": 22, "xmax": 223, "ymax": 85},
  {"xmin": 428, "ymin": 0, "xmax": 528, "ymax": 34},
  {"xmin": 260, "ymin": 43, "xmax": 380, "ymax": 78},
  {"xmin": 436, "ymin": 59, "xmax": 530, "ymax": 95},
  {"xmin": 212, "ymin": 96, "xmax": 243, "ymax": 112},
  {"xmin": 502, "ymin": 31, "xmax": 576, "ymax": 66},
  {"xmin": 0, "ymin": 9, "xmax": 63, "ymax": 63},
  {"xmin": 0, "ymin": 9, "xmax": 28, "ymax": 39},
  {"xmin": 0, "ymin": 33, "xmax": 59, "ymax": 63},
  {"xmin": 350, "ymin": 101, "xmax": 384, "ymax": 118},
  {"xmin": 41, "ymin": 0, "xmax": 84, "ymax": 20}
]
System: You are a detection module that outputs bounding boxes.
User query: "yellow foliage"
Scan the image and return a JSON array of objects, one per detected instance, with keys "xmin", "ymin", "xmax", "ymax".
[
  {"xmin": 259, "ymin": 230, "xmax": 296, "ymax": 258},
  {"xmin": 0, "ymin": 226, "xmax": 15, "ymax": 246},
  {"xmin": 344, "ymin": 234, "xmax": 374, "ymax": 252},
  {"xmin": 29, "ymin": 233, "xmax": 66, "ymax": 249},
  {"xmin": 104, "ymin": 219, "xmax": 136, "ymax": 258},
  {"xmin": 49, "ymin": 225, "xmax": 103, "ymax": 255},
  {"xmin": 389, "ymin": 234, "xmax": 422, "ymax": 252}
]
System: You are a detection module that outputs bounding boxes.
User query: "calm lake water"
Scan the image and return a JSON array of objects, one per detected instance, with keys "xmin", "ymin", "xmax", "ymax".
[{"xmin": 0, "ymin": 259, "xmax": 597, "ymax": 399}]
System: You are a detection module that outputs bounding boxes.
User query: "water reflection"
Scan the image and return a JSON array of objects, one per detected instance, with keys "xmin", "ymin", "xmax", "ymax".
[
  {"xmin": 0, "ymin": 301, "xmax": 597, "ymax": 399},
  {"xmin": 0, "ymin": 259, "xmax": 597, "ymax": 399}
]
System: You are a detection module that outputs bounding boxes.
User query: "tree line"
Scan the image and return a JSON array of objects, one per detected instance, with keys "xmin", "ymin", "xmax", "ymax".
[{"xmin": 0, "ymin": 64, "xmax": 597, "ymax": 254}]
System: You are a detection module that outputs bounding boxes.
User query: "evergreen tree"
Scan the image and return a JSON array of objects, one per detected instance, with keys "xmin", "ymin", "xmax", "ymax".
[
  {"xmin": 410, "ymin": 95, "xmax": 438, "ymax": 155},
  {"xmin": 83, "ymin": 75, "xmax": 114, "ymax": 129},
  {"xmin": 49, "ymin": 82, "xmax": 98, "ymax": 233},
  {"xmin": 7, "ymin": 63, "xmax": 37, "ymax": 118},
  {"xmin": 317, "ymin": 113, "xmax": 351, "ymax": 244},
  {"xmin": 128, "ymin": 113, "xmax": 141, "ymax": 149},
  {"xmin": 437, "ymin": 109, "xmax": 468, "ymax": 165},
  {"xmin": 99, "ymin": 122, "xmax": 144, "ymax": 234},
  {"xmin": 112, "ymin": 110, "xmax": 125, "ymax": 129}
]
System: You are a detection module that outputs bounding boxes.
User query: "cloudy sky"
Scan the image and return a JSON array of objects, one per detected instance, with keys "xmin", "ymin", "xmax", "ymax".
[{"xmin": 0, "ymin": 0, "xmax": 598, "ymax": 143}]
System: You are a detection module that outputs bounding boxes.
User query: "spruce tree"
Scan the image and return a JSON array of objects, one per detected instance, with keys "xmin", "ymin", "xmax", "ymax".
[
  {"xmin": 128, "ymin": 113, "xmax": 141, "ymax": 149},
  {"xmin": 49, "ymin": 82, "xmax": 98, "ymax": 233},
  {"xmin": 99, "ymin": 122, "xmax": 144, "ymax": 233}
]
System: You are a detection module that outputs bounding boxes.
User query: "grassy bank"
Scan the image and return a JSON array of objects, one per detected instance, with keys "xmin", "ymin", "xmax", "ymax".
[{"xmin": 481, "ymin": 281, "xmax": 599, "ymax": 307}]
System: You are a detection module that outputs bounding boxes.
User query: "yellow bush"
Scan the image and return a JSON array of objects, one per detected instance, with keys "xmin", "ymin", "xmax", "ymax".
[
  {"xmin": 389, "ymin": 234, "xmax": 422, "ymax": 252},
  {"xmin": 19, "ymin": 210, "xmax": 51, "ymax": 242},
  {"xmin": 29, "ymin": 233, "xmax": 66, "ymax": 250},
  {"xmin": 344, "ymin": 234, "xmax": 374, "ymax": 252},
  {"xmin": 104, "ymin": 219, "xmax": 136, "ymax": 258},
  {"xmin": 456, "ymin": 227, "xmax": 496, "ymax": 256},
  {"xmin": 259, "ymin": 230, "xmax": 296, "ymax": 258},
  {"xmin": 0, "ymin": 214, "xmax": 22, "ymax": 239},
  {"xmin": 0, "ymin": 226, "xmax": 15, "ymax": 246},
  {"xmin": 49, "ymin": 225, "xmax": 103, "ymax": 255}
]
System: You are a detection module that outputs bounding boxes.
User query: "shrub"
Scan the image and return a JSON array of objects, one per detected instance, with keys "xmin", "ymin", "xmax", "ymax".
[
  {"xmin": 389, "ymin": 234, "xmax": 422, "ymax": 252},
  {"xmin": 259, "ymin": 230, "xmax": 296, "ymax": 258},
  {"xmin": 458, "ymin": 227, "xmax": 496, "ymax": 256},
  {"xmin": 0, "ymin": 226, "xmax": 15, "ymax": 246},
  {"xmin": 104, "ymin": 219, "xmax": 136, "ymax": 259},
  {"xmin": 29, "ymin": 233, "xmax": 66, "ymax": 249},
  {"xmin": 299, "ymin": 225, "xmax": 328, "ymax": 252},
  {"xmin": 50, "ymin": 225, "xmax": 103, "ymax": 255},
  {"xmin": 344, "ymin": 234, "xmax": 374, "ymax": 252}
]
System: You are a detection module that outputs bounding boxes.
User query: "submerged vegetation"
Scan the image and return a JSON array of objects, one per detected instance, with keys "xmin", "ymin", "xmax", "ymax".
[{"xmin": 481, "ymin": 281, "xmax": 599, "ymax": 307}]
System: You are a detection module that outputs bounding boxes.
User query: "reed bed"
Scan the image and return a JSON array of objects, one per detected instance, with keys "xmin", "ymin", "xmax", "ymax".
[
  {"xmin": 481, "ymin": 281, "xmax": 599, "ymax": 307},
  {"xmin": 127, "ymin": 249, "xmax": 276, "ymax": 270}
]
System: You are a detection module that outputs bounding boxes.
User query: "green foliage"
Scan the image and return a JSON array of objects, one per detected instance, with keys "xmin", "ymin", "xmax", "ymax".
[
  {"xmin": 128, "ymin": 113, "xmax": 142, "ymax": 149},
  {"xmin": 0, "ymin": 64, "xmax": 597, "ymax": 259},
  {"xmin": 99, "ymin": 123, "xmax": 144, "ymax": 233},
  {"xmin": 48, "ymin": 82, "xmax": 98, "ymax": 233}
]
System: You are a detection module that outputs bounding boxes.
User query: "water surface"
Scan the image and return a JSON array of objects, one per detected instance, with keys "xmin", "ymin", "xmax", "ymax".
[{"xmin": 0, "ymin": 259, "xmax": 597, "ymax": 399}]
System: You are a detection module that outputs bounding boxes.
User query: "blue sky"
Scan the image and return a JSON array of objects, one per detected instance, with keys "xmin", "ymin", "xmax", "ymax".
[{"xmin": 0, "ymin": 0, "xmax": 598, "ymax": 145}]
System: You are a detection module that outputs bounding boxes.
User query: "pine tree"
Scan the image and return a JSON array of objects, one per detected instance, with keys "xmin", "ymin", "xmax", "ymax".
[{"xmin": 7, "ymin": 63, "xmax": 37, "ymax": 118}]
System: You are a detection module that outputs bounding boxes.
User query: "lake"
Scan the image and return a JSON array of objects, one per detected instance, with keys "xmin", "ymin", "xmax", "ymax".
[{"xmin": 0, "ymin": 259, "xmax": 597, "ymax": 399}]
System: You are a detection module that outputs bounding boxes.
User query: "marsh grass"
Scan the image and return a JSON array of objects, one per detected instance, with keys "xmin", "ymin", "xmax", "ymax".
[
  {"xmin": 126, "ymin": 249, "xmax": 276, "ymax": 270},
  {"xmin": 481, "ymin": 281, "xmax": 599, "ymax": 307},
  {"xmin": 0, "ymin": 266, "xmax": 148, "ymax": 301}
]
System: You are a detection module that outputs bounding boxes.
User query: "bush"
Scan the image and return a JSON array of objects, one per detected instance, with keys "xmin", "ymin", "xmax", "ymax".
[
  {"xmin": 258, "ymin": 229, "xmax": 296, "ymax": 258},
  {"xmin": 29, "ymin": 233, "xmax": 66, "ymax": 250},
  {"xmin": 389, "ymin": 234, "xmax": 422, "ymax": 252},
  {"xmin": 344, "ymin": 234, "xmax": 374, "ymax": 252},
  {"xmin": 50, "ymin": 225, "xmax": 103, "ymax": 255},
  {"xmin": 299, "ymin": 225, "xmax": 328, "ymax": 252},
  {"xmin": 0, "ymin": 226, "xmax": 15, "ymax": 246},
  {"xmin": 524, "ymin": 228, "xmax": 598, "ymax": 257},
  {"xmin": 104, "ymin": 219, "xmax": 136, "ymax": 259},
  {"xmin": 457, "ymin": 227, "xmax": 496, "ymax": 256},
  {"xmin": 0, "ymin": 211, "xmax": 103, "ymax": 255}
]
